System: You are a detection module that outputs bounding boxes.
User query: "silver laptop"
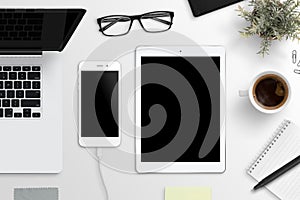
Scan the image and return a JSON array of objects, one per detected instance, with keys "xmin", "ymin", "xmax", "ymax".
[{"xmin": 0, "ymin": 8, "xmax": 85, "ymax": 173}]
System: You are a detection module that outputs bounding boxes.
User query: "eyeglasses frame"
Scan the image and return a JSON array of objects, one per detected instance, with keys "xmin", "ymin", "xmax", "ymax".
[{"xmin": 97, "ymin": 11, "xmax": 174, "ymax": 36}]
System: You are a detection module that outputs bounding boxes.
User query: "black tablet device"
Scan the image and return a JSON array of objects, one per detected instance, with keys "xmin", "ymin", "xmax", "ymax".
[{"xmin": 187, "ymin": 0, "xmax": 243, "ymax": 17}]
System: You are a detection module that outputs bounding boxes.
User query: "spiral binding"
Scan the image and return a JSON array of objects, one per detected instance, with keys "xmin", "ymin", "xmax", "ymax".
[{"xmin": 248, "ymin": 119, "xmax": 291, "ymax": 174}]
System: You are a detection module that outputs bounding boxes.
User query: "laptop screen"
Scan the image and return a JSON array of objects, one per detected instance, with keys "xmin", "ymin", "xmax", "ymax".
[{"xmin": 0, "ymin": 9, "xmax": 86, "ymax": 51}]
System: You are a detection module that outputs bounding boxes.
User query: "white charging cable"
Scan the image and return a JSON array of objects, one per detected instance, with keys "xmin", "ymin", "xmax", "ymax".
[{"xmin": 96, "ymin": 148, "xmax": 110, "ymax": 200}]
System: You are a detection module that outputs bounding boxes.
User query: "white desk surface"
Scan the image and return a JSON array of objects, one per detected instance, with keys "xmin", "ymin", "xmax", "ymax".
[{"xmin": 1, "ymin": 0, "xmax": 300, "ymax": 199}]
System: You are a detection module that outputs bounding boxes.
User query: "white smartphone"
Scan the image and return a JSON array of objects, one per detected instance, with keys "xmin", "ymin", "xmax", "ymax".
[{"xmin": 79, "ymin": 61, "xmax": 121, "ymax": 147}]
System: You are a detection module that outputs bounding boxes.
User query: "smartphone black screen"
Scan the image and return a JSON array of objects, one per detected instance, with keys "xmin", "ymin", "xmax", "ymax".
[{"xmin": 81, "ymin": 71, "xmax": 119, "ymax": 137}]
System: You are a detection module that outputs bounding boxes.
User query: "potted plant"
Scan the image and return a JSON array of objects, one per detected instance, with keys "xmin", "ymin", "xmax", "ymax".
[{"xmin": 237, "ymin": 0, "xmax": 300, "ymax": 56}]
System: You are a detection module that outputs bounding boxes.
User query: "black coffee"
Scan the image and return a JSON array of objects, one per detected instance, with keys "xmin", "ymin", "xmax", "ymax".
[{"xmin": 254, "ymin": 77, "xmax": 286, "ymax": 107}]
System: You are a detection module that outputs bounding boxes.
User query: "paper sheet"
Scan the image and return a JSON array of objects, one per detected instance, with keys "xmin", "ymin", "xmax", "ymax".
[{"xmin": 165, "ymin": 187, "xmax": 211, "ymax": 200}]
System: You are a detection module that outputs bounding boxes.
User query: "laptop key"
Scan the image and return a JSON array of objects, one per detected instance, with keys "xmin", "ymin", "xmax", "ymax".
[
  {"xmin": 5, "ymin": 108, "xmax": 12, "ymax": 117},
  {"xmin": 29, "ymin": 33, "xmax": 42, "ymax": 38},
  {"xmin": 6, "ymin": 25, "xmax": 13, "ymax": 31},
  {"xmin": 9, "ymin": 72, "xmax": 17, "ymax": 80},
  {"xmin": 7, "ymin": 90, "xmax": 14, "ymax": 98},
  {"xmin": 16, "ymin": 90, "xmax": 24, "ymax": 98},
  {"xmin": 14, "ymin": 81, "xmax": 22, "ymax": 89},
  {"xmin": 8, "ymin": 19, "xmax": 16, "ymax": 24},
  {"xmin": 0, "ymin": 19, "xmax": 7, "ymax": 24},
  {"xmin": 0, "ymin": 90, "xmax": 5, "ymax": 98},
  {"xmin": 14, "ymin": 112, "xmax": 22, "ymax": 118},
  {"xmin": 13, "ymin": 66, "xmax": 21, "ymax": 71},
  {"xmin": 32, "ymin": 66, "xmax": 40, "ymax": 71},
  {"xmin": 27, "ymin": 19, "xmax": 43, "ymax": 24},
  {"xmin": 10, "ymin": 32, "xmax": 18, "ymax": 37},
  {"xmin": 3, "ymin": 13, "xmax": 12, "ymax": 18},
  {"xmin": 17, "ymin": 20, "xmax": 26, "ymax": 24},
  {"xmin": 34, "ymin": 25, "xmax": 42, "ymax": 31},
  {"xmin": 12, "ymin": 99, "xmax": 19, "ymax": 107},
  {"xmin": 26, "ymin": 90, "xmax": 40, "ymax": 98},
  {"xmin": 15, "ymin": 25, "xmax": 23, "ymax": 31},
  {"xmin": 22, "ymin": 66, "xmax": 30, "ymax": 71},
  {"xmin": 0, "ymin": 81, "xmax": 3, "ymax": 89},
  {"xmin": 24, "ymin": 25, "xmax": 32, "ymax": 31},
  {"xmin": 28, "ymin": 72, "xmax": 40, "ymax": 80},
  {"xmin": 23, "ymin": 13, "xmax": 43, "ymax": 19},
  {"xmin": 17, "ymin": 19, "xmax": 26, "ymax": 24},
  {"xmin": 0, "ymin": 72, "xmax": 7, "ymax": 79},
  {"xmin": 23, "ymin": 81, "xmax": 31, "ymax": 89},
  {"xmin": 13, "ymin": 13, "xmax": 22, "ymax": 18},
  {"xmin": 5, "ymin": 81, "xmax": 12, "ymax": 89},
  {"xmin": 23, "ymin": 108, "xmax": 31, "ymax": 117},
  {"xmin": 32, "ymin": 112, "xmax": 40, "ymax": 118},
  {"xmin": 0, "ymin": 32, "xmax": 8, "ymax": 37},
  {"xmin": 2, "ymin": 99, "xmax": 10, "ymax": 107},
  {"xmin": 3, "ymin": 66, "xmax": 11, "ymax": 71},
  {"xmin": 32, "ymin": 81, "xmax": 40, "ymax": 89},
  {"xmin": 21, "ymin": 99, "xmax": 40, "ymax": 107},
  {"xmin": 0, "ymin": 109, "xmax": 3, "ymax": 117},
  {"xmin": 19, "ymin": 32, "xmax": 27, "ymax": 37},
  {"xmin": 18, "ymin": 72, "xmax": 26, "ymax": 80}
]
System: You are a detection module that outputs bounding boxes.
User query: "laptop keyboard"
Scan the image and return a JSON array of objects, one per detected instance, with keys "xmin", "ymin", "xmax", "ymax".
[
  {"xmin": 0, "ymin": 65, "xmax": 41, "ymax": 119},
  {"xmin": 0, "ymin": 9, "xmax": 43, "ymax": 41}
]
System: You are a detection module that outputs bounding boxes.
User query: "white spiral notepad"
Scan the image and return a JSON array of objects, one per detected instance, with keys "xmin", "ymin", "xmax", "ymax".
[{"xmin": 248, "ymin": 120, "xmax": 300, "ymax": 200}]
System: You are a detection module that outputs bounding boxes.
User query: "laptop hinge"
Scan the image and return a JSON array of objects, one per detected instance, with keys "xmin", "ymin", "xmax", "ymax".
[{"xmin": 0, "ymin": 50, "xmax": 42, "ymax": 58}]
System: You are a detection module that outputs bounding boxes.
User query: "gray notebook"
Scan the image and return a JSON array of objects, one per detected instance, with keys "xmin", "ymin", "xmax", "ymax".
[
  {"xmin": 248, "ymin": 120, "xmax": 300, "ymax": 200},
  {"xmin": 14, "ymin": 188, "xmax": 58, "ymax": 200}
]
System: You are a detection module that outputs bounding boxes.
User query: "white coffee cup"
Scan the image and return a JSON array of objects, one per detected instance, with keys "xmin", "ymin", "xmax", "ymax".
[{"xmin": 239, "ymin": 71, "xmax": 291, "ymax": 114}]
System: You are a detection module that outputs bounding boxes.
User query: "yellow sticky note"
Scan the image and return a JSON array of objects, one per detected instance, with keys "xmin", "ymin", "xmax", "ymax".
[{"xmin": 165, "ymin": 187, "xmax": 211, "ymax": 200}]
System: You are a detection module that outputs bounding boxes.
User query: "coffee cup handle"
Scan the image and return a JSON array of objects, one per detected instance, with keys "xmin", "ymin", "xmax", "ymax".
[{"xmin": 239, "ymin": 90, "xmax": 248, "ymax": 97}]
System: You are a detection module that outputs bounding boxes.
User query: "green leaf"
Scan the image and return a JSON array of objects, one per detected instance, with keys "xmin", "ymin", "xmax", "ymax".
[{"xmin": 237, "ymin": 0, "xmax": 300, "ymax": 56}]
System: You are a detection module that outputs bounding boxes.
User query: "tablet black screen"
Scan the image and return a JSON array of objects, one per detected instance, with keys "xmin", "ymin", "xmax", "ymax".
[{"xmin": 140, "ymin": 56, "xmax": 220, "ymax": 163}]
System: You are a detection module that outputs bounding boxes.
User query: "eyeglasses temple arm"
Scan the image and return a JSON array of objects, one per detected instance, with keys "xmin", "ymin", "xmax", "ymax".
[
  {"xmin": 142, "ymin": 13, "xmax": 172, "ymax": 25},
  {"xmin": 100, "ymin": 17, "xmax": 131, "ymax": 31}
]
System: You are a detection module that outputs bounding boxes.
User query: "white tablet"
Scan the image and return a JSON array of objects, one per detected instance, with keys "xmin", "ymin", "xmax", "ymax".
[{"xmin": 135, "ymin": 46, "xmax": 226, "ymax": 173}]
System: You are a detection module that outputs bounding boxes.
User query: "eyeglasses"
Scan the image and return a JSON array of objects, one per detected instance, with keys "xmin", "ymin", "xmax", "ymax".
[{"xmin": 97, "ymin": 11, "xmax": 174, "ymax": 36}]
